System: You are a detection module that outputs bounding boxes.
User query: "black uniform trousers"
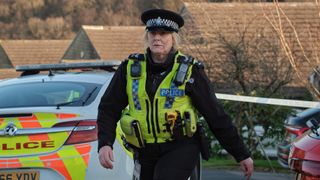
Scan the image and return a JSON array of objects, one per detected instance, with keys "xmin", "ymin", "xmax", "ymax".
[{"xmin": 135, "ymin": 137, "xmax": 200, "ymax": 180}]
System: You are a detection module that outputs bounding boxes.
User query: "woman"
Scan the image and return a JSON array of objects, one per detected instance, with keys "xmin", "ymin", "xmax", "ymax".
[{"xmin": 97, "ymin": 8, "xmax": 253, "ymax": 180}]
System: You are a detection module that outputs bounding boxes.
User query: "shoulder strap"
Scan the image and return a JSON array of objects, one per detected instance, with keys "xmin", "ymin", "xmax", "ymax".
[{"xmin": 128, "ymin": 53, "xmax": 145, "ymax": 61}]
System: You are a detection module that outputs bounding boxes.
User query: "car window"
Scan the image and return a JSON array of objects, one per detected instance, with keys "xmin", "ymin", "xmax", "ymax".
[
  {"xmin": 0, "ymin": 82, "xmax": 101, "ymax": 108},
  {"xmin": 298, "ymin": 108, "xmax": 320, "ymax": 118}
]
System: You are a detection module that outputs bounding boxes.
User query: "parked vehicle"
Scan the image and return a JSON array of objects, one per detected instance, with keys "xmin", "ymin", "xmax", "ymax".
[
  {"xmin": 277, "ymin": 108, "xmax": 320, "ymax": 167},
  {"xmin": 0, "ymin": 62, "xmax": 201, "ymax": 180},
  {"xmin": 289, "ymin": 118, "xmax": 320, "ymax": 179}
]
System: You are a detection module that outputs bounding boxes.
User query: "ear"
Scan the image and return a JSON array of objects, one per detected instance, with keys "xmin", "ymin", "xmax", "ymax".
[{"xmin": 172, "ymin": 34, "xmax": 176, "ymax": 46}]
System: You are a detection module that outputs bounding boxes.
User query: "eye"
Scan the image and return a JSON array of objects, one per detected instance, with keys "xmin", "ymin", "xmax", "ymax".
[
  {"xmin": 150, "ymin": 31, "xmax": 157, "ymax": 36},
  {"xmin": 160, "ymin": 31, "xmax": 170, "ymax": 36}
]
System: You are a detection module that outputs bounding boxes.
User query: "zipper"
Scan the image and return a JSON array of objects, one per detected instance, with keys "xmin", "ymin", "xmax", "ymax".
[
  {"xmin": 145, "ymin": 99, "xmax": 151, "ymax": 134},
  {"xmin": 155, "ymin": 98, "xmax": 160, "ymax": 133},
  {"xmin": 151, "ymin": 75, "xmax": 158, "ymax": 95},
  {"xmin": 146, "ymin": 99, "xmax": 157, "ymax": 142}
]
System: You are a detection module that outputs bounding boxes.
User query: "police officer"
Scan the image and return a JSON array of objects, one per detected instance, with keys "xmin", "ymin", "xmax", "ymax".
[{"xmin": 97, "ymin": 8, "xmax": 254, "ymax": 180}]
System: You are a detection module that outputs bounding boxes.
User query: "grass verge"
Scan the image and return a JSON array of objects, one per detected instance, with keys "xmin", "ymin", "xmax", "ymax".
[{"xmin": 202, "ymin": 156, "xmax": 292, "ymax": 173}]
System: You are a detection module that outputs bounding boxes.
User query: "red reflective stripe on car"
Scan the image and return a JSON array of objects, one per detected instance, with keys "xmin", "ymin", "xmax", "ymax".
[
  {"xmin": 19, "ymin": 114, "xmax": 42, "ymax": 128},
  {"xmin": 0, "ymin": 160, "xmax": 6, "ymax": 168},
  {"xmin": 28, "ymin": 134, "xmax": 50, "ymax": 141},
  {"xmin": 82, "ymin": 154, "xmax": 90, "ymax": 167},
  {"xmin": 74, "ymin": 144, "xmax": 91, "ymax": 154},
  {"xmin": 18, "ymin": 114, "xmax": 51, "ymax": 141},
  {"xmin": 0, "ymin": 118, "xmax": 3, "ymax": 125},
  {"xmin": 57, "ymin": 113, "xmax": 78, "ymax": 119},
  {"xmin": 7, "ymin": 159, "xmax": 22, "ymax": 168},
  {"xmin": 75, "ymin": 144, "xmax": 91, "ymax": 166},
  {"xmin": 40, "ymin": 153, "xmax": 72, "ymax": 180},
  {"xmin": 19, "ymin": 114, "xmax": 37, "ymax": 121}
]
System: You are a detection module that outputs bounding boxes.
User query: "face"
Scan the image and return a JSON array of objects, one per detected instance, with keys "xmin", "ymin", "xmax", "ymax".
[{"xmin": 147, "ymin": 31, "xmax": 174, "ymax": 56}]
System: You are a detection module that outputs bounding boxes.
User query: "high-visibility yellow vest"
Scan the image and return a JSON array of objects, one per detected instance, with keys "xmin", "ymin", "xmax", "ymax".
[{"xmin": 120, "ymin": 52, "xmax": 198, "ymax": 148}]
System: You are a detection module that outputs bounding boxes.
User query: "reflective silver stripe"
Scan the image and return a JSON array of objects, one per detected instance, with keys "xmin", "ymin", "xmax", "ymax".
[
  {"xmin": 74, "ymin": 125, "xmax": 96, "ymax": 131},
  {"xmin": 0, "ymin": 126, "xmax": 74, "ymax": 136}
]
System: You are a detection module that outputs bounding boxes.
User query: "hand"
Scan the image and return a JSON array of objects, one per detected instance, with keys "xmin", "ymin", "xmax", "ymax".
[
  {"xmin": 98, "ymin": 145, "xmax": 114, "ymax": 169},
  {"xmin": 239, "ymin": 157, "xmax": 254, "ymax": 180}
]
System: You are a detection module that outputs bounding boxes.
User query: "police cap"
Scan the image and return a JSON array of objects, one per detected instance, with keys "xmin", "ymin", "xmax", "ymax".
[{"xmin": 141, "ymin": 9, "xmax": 184, "ymax": 33}]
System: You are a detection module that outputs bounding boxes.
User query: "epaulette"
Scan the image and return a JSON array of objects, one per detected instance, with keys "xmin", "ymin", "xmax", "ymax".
[
  {"xmin": 128, "ymin": 53, "xmax": 144, "ymax": 61},
  {"xmin": 177, "ymin": 55, "xmax": 194, "ymax": 64},
  {"xmin": 194, "ymin": 60, "xmax": 204, "ymax": 69}
]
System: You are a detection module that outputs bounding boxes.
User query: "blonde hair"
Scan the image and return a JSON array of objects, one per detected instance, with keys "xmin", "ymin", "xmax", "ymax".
[{"xmin": 143, "ymin": 31, "xmax": 181, "ymax": 50}]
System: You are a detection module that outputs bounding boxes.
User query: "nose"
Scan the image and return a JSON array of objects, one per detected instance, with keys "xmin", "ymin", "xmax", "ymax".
[{"xmin": 153, "ymin": 32, "xmax": 161, "ymax": 39}]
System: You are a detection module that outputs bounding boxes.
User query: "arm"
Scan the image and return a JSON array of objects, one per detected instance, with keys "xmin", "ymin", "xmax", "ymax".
[
  {"xmin": 97, "ymin": 61, "xmax": 129, "ymax": 169},
  {"xmin": 186, "ymin": 63, "xmax": 253, "ymax": 177}
]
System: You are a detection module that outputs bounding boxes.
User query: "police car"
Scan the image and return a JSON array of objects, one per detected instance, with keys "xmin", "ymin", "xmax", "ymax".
[{"xmin": 0, "ymin": 61, "xmax": 201, "ymax": 180}]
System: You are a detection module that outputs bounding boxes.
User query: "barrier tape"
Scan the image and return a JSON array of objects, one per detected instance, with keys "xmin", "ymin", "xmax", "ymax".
[{"xmin": 216, "ymin": 93, "xmax": 320, "ymax": 109}]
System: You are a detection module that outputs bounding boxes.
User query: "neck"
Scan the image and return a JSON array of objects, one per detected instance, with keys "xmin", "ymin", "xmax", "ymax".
[{"xmin": 151, "ymin": 53, "xmax": 168, "ymax": 63}]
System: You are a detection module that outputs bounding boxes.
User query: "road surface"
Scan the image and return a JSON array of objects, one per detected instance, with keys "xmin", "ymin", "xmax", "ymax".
[{"xmin": 202, "ymin": 168, "xmax": 295, "ymax": 180}]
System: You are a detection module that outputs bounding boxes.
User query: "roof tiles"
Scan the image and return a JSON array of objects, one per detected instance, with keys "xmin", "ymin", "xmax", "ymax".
[
  {"xmin": 1, "ymin": 40, "xmax": 71, "ymax": 67},
  {"xmin": 0, "ymin": 68, "xmax": 20, "ymax": 80},
  {"xmin": 182, "ymin": 2, "xmax": 320, "ymax": 89},
  {"xmin": 82, "ymin": 26, "xmax": 145, "ymax": 60}
]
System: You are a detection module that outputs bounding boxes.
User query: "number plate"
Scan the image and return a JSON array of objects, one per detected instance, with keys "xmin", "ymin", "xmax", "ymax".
[{"xmin": 0, "ymin": 171, "xmax": 39, "ymax": 180}]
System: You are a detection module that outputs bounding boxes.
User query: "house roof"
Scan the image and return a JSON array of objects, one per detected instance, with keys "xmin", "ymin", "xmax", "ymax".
[
  {"xmin": 182, "ymin": 2, "xmax": 320, "ymax": 55},
  {"xmin": 182, "ymin": 2, "xmax": 319, "ymax": 35},
  {"xmin": 0, "ymin": 40, "xmax": 71, "ymax": 67},
  {"xmin": 181, "ymin": 2, "xmax": 320, "ymax": 89},
  {"xmin": 0, "ymin": 68, "xmax": 20, "ymax": 80},
  {"xmin": 82, "ymin": 26, "xmax": 145, "ymax": 60}
]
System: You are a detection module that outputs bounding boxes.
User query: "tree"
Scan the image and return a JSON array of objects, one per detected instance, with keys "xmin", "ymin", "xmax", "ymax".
[
  {"xmin": 264, "ymin": 1, "xmax": 320, "ymax": 99},
  {"xmin": 0, "ymin": 0, "xmax": 183, "ymax": 39},
  {"xmin": 180, "ymin": 1, "xmax": 295, "ymax": 157},
  {"xmin": 28, "ymin": 17, "xmax": 71, "ymax": 39}
]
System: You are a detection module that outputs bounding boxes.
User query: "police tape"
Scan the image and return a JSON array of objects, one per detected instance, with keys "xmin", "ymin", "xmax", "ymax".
[{"xmin": 215, "ymin": 93, "xmax": 320, "ymax": 109}]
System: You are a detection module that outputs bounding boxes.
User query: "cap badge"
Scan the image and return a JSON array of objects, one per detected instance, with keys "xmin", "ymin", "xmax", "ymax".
[{"xmin": 156, "ymin": 17, "xmax": 162, "ymax": 25}]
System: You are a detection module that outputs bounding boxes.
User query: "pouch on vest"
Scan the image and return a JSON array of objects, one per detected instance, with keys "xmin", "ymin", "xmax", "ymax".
[
  {"xmin": 120, "ymin": 115, "xmax": 145, "ymax": 148},
  {"xmin": 120, "ymin": 114, "xmax": 134, "ymax": 135},
  {"xmin": 184, "ymin": 109, "xmax": 197, "ymax": 137}
]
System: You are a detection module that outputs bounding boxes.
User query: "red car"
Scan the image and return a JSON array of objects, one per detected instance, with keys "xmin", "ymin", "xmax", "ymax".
[
  {"xmin": 289, "ymin": 118, "xmax": 320, "ymax": 179},
  {"xmin": 277, "ymin": 108, "xmax": 320, "ymax": 167}
]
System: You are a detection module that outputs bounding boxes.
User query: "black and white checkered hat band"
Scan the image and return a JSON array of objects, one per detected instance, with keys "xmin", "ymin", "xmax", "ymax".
[{"xmin": 146, "ymin": 17, "xmax": 179, "ymax": 32}]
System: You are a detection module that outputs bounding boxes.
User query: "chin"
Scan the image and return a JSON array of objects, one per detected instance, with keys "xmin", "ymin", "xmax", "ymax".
[{"xmin": 151, "ymin": 49, "xmax": 165, "ymax": 54}]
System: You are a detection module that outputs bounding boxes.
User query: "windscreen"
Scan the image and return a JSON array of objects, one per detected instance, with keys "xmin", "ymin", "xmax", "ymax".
[{"xmin": 0, "ymin": 81, "xmax": 101, "ymax": 108}]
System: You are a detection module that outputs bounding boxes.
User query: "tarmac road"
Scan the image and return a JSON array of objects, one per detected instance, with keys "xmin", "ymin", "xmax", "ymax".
[{"xmin": 202, "ymin": 168, "xmax": 295, "ymax": 180}]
